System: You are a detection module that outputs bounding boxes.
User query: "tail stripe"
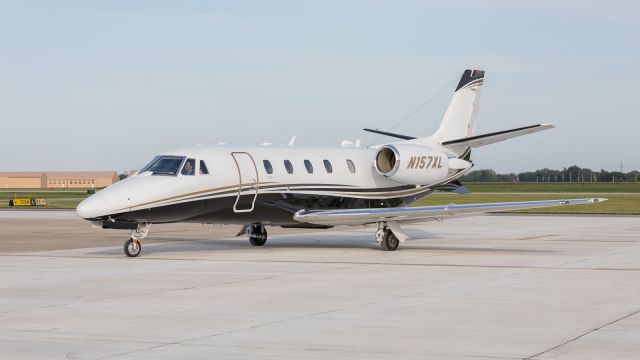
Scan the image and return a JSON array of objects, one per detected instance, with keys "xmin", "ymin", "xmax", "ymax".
[{"xmin": 455, "ymin": 69, "xmax": 485, "ymax": 91}]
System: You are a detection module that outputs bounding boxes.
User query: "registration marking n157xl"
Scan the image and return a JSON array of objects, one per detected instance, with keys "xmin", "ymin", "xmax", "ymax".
[{"xmin": 407, "ymin": 156, "xmax": 442, "ymax": 169}]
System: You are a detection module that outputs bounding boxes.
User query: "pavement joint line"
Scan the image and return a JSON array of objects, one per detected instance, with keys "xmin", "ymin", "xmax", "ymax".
[
  {"xmin": 534, "ymin": 239, "xmax": 638, "ymax": 243},
  {"xmin": 96, "ymin": 299, "xmax": 383, "ymax": 359},
  {"xmin": 555, "ymin": 245, "xmax": 640, "ymax": 268},
  {"xmin": 524, "ymin": 308, "xmax": 640, "ymax": 360},
  {"xmin": 0, "ymin": 262, "xmax": 365, "ymax": 316},
  {"xmin": 1, "ymin": 253, "xmax": 640, "ymax": 272},
  {"xmin": 102, "ymin": 286, "xmax": 474, "ymax": 360},
  {"xmin": 0, "ymin": 335, "xmax": 168, "ymax": 347},
  {"xmin": 163, "ymin": 342, "xmax": 524, "ymax": 360},
  {"xmin": 516, "ymin": 235, "xmax": 558, "ymax": 240}
]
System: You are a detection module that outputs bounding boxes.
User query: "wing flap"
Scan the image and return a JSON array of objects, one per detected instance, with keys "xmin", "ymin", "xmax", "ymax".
[
  {"xmin": 293, "ymin": 198, "xmax": 606, "ymax": 226},
  {"xmin": 441, "ymin": 124, "xmax": 554, "ymax": 148}
]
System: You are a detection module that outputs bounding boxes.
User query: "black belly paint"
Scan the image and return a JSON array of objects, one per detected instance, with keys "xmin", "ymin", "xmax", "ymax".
[{"xmin": 100, "ymin": 191, "xmax": 423, "ymax": 226}]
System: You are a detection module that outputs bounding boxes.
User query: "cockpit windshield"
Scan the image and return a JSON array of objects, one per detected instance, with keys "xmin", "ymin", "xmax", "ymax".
[{"xmin": 139, "ymin": 156, "xmax": 185, "ymax": 176}]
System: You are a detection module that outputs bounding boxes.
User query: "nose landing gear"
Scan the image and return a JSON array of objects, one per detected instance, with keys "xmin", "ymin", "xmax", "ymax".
[
  {"xmin": 124, "ymin": 222, "xmax": 150, "ymax": 257},
  {"xmin": 124, "ymin": 238, "xmax": 141, "ymax": 257}
]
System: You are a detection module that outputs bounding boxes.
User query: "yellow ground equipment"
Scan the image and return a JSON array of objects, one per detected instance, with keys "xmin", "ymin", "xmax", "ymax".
[{"xmin": 8, "ymin": 197, "xmax": 47, "ymax": 207}]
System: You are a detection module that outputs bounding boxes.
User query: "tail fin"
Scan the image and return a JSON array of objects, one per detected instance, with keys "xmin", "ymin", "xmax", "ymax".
[
  {"xmin": 375, "ymin": 69, "xmax": 553, "ymax": 159},
  {"xmin": 433, "ymin": 69, "xmax": 484, "ymax": 144}
]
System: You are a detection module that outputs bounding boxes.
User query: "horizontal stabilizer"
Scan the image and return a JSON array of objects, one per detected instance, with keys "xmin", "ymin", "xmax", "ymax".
[
  {"xmin": 441, "ymin": 124, "xmax": 554, "ymax": 148},
  {"xmin": 294, "ymin": 198, "xmax": 606, "ymax": 226},
  {"xmin": 363, "ymin": 128, "xmax": 416, "ymax": 140}
]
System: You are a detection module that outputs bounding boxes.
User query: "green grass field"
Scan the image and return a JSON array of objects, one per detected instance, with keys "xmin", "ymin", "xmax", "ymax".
[
  {"xmin": 465, "ymin": 182, "xmax": 640, "ymax": 193},
  {"xmin": 0, "ymin": 190, "xmax": 91, "ymax": 200}
]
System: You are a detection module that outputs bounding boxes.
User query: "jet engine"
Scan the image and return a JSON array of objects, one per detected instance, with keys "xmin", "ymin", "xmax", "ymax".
[{"xmin": 374, "ymin": 144, "xmax": 471, "ymax": 185}]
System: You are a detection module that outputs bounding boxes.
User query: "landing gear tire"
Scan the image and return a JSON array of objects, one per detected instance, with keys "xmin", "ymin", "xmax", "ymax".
[
  {"xmin": 124, "ymin": 238, "xmax": 142, "ymax": 257},
  {"xmin": 249, "ymin": 235, "xmax": 267, "ymax": 246},
  {"xmin": 247, "ymin": 224, "xmax": 267, "ymax": 246},
  {"xmin": 380, "ymin": 230, "xmax": 399, "ymax": 251}
]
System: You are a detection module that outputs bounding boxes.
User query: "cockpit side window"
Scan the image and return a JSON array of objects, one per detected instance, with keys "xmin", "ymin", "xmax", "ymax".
[
  {"xmin": 200, "ymin": 160, "xmax": 209, "ymax": 175},
  {"xmin": 181, "ymin": 158, "xmax": 196, "ymax": 176},
  {"xmin": 140, "ymin": 156, "xmax": 185, "ymax": 176}
]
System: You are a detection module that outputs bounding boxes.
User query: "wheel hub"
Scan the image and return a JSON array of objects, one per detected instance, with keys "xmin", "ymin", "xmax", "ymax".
[{"xmin": 128, "ymin": 240, "xmax": 140, "ymax": 254}]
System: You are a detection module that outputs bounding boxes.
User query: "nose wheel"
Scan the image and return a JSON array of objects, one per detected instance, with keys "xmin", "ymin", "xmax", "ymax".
[
  {"xmin": 124, "ymin": 238, "xmax": 142, "ymax": 257},
  {"xmin": 123, "ymin": 222, "xmax": 150, "ymax": 257}
]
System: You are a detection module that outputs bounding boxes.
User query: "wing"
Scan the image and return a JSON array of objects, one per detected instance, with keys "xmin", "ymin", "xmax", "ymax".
[
  {"xmin": 293, "ymin": 198, "xmax": 606, "ymax": 226},
  {"xmin": 441, "ymin": 124, "xmax": 554, "ymax": 148}
]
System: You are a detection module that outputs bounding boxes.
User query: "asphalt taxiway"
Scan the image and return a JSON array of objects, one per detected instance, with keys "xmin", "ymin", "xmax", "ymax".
[{"xmin": 1, "ymin": 212, "xmax": 639, "ymax": 359}]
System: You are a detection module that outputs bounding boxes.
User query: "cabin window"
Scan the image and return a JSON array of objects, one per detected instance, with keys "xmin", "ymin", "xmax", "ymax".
[
  {"xmin": 323, "ymin": 160, "xmax": 333, "ymax": 174},
  {"xmin": 346, "ymin": 159, "xmax": 356, "ymax": 173},
  {"xmin": 284, "ymin": 160, "xmax": 294, "ymax": 174},
  {"xmin": 181, "ymin": 158, "xmax": 196, "ymax": 176},
  {"xmin": 140, "ymin": 156, "xmax": 185, "ymax": 176},
  {"xmin": 304, "ymin": 160, "xmax": 313, "ymax": 174},
  {"xmin": 200, "ymin": 160, "xmax": 209, "ymax": 175},
  {"xmin": 263, "ymin": 160, "xmax": 273, "ymax": 174}
]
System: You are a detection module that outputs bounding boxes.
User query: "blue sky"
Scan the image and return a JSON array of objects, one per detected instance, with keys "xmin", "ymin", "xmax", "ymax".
[{"xmin": 0, "ymin": 0, "xmax": 638, "ymax": 173}]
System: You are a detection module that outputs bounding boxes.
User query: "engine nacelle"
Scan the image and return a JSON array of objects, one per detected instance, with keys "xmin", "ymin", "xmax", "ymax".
[{"xmin": 374, "ymin": 144, "xmax": 471, "ymax": 185}]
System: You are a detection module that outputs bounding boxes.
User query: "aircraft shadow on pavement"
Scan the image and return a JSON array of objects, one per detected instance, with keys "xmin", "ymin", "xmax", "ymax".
[{"xmin": 88, "ymin": 232, "xmax": 554, "ymax": 256}]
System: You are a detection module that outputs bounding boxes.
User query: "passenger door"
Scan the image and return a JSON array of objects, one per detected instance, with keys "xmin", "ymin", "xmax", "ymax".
[{"xmin": 231, "ymin": 152, "xmax": 259, "ymax": 213}]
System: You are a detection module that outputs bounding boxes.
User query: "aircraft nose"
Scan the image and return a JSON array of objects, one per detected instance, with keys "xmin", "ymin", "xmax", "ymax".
[{"xmin": 76, "ymin": 194, "xmax": 107, "ymax": 219}]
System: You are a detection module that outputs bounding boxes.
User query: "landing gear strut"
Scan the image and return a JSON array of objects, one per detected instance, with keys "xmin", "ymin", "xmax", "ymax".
[
  {"xmin": 376, "ymin": 223, "xmax": 400, "ymax": 251},
  {"xmin": 124, "ymin": 222, "xmax": 150, "ymax": 257},
  {"xmin": 246, "ymin": 224, "xmax": 268, "ymax": 246}
]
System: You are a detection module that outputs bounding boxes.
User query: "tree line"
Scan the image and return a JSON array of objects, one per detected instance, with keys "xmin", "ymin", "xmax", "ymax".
[{"xmin": 461, "ymin": 166, "xmax": 640, "ymax": 183}]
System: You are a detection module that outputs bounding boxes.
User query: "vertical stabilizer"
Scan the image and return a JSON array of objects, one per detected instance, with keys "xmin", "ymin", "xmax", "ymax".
[{"xmin": 433, "ymin": 69, "xmax": 484, "ymax": 147}]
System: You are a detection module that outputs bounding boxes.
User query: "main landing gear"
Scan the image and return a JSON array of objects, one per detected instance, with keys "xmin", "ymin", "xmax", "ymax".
[
  {"xmin": 375, "ymin": 223, "xmax": 401, "ymax": 251},
  {"xmin": 124, "ymin": 222, "xmax": 150, "ymax": 257},
  {"xmin": 246, "ymin": 224, "xmax": 268, "ymax": 246}
]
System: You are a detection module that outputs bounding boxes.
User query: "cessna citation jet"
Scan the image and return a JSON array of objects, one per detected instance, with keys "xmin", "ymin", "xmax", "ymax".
[{"xmin": 76, "ymin": 69, "xmax": 605, "ymax": 257}]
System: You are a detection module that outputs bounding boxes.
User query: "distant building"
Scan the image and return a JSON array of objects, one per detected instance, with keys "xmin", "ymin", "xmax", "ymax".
[
  {"xmin": 0, "ymin": 172, "xmax": 45, "ymax": 189},
  {"xmin": 0, "ymin": 171, "xmax": 119, "ymax": 189}
]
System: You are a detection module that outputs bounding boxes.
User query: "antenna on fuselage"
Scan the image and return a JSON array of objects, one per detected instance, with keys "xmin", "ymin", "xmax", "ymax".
[{"xmin": 288, "ymin": 136, "xmax": 296, "ymax": 146}]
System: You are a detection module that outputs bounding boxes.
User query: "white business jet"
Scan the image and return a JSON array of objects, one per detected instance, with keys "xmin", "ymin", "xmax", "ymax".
[{"xmin": 76, "ymin": 69, "xmax": 605, "ymax": 257}]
